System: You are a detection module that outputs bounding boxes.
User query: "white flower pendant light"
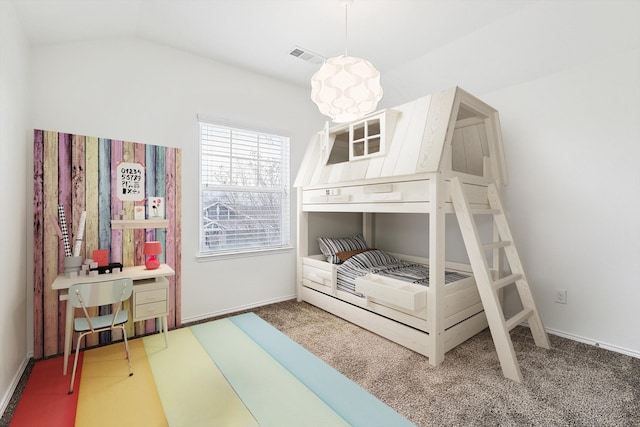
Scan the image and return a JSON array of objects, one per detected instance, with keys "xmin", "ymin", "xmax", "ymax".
[{"xmin": 311, "ymin": 0, "xmax": 383, "ymax": 123}]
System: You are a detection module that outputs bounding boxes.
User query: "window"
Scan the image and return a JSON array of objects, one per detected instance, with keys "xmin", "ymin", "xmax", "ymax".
[
  {"xmin": 326, "ymin": 111, "xmax": 392, "ymax": 165},
  {"xmin": 199, "ymin": 122, "xmax": 290, "ymax": 256}
]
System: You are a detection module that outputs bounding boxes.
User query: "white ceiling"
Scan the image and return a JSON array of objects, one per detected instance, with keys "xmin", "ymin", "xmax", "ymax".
[{"xmin": 11, "ymin": 0, "xmax": 537, "ymax": 89}]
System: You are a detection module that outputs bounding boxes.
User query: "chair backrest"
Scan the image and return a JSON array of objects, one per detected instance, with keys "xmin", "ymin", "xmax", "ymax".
[{"xmin": 69, "ymin": 278, "xmax": 133, "ymax": 309}]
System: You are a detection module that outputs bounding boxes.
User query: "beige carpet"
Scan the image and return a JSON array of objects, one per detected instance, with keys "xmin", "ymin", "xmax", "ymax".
[{"xmin": 249, "ymin": 300, "xmax": 638, "ymax": 427}]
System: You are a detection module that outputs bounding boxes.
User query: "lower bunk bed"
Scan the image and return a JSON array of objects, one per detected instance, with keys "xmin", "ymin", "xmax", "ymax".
[{"xmin": 299, "ymin": 241, "xmax": 490, "ymax": 363}]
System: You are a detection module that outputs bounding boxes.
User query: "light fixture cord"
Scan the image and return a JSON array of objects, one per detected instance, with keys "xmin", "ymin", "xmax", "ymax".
[{"xmin": 344, "ymin": 2, "xmax": 348, "ymax": 56}]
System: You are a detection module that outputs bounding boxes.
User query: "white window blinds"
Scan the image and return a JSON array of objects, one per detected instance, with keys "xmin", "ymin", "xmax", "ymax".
[{"xmin": 199, "ymin": 121, "xmax": 290, "ymax": 255}]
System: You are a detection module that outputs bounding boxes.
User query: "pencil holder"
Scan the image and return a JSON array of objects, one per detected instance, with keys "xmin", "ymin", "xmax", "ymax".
[{"xmin": 64, "ymin": 256, "xmax": 83, "ymax": 274}]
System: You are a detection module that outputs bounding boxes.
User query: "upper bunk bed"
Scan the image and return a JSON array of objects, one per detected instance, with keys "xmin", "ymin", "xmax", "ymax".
[
  {"xmin": 294, "ymin": 86, "xmax": 508, "ymax": 214},
  {"xmin": 294, "ymin": 86, "xmax": 550, "ymax": 382}
]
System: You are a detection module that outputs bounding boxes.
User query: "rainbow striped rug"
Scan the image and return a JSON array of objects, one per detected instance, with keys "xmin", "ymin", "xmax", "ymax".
[{"xmin": 11, "ymin": 313, "xmax": 414, "ymax": 426}]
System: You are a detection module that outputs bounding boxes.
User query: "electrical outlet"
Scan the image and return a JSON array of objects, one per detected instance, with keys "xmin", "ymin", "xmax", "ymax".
[{"xmin": 554, "ymin": 289, "xmax": 567, "ymax": 304}]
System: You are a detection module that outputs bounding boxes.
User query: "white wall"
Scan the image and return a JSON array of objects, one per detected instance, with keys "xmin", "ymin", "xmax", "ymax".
[
  {"xmin": 28, "ymin": 38, "xmax": 323, "ymax": 334},
  {"xmin": 483, "ymin": 49, "xmax": 640, "ymax": 354},
  {"xmin": 0, "ymin": 0, "xmax": 30, "ymax": 414},
  {"xmin": 379, "ymin": 1, "xmax": 640, "ymax": 355}
]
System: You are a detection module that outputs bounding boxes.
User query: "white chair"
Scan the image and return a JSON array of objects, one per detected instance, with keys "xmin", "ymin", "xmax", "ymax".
[{"xmin": 67, "ymin": 278, "xmax": 134, "ymax": 394}]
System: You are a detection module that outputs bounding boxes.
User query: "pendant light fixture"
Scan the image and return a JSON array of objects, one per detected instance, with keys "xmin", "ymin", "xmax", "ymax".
[{"xmin": 310, "ymin": 0, "xmax": 383, "ymax": 123}]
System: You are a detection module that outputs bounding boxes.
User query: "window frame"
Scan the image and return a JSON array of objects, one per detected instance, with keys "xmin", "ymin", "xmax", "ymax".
[{"xmin": 197, "ymin": 120, "xmax": 292, "ymax": 259}]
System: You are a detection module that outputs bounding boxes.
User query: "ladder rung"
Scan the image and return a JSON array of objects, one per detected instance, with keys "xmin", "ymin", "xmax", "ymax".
[
  {"xmin": 505, "ymin": 308, "xmax": 534, "ymax": 331},
  {"xmin": 470, "ymin": 208, "xmax": 500, "ymax": 215},
  {"xmin": 483, "ymin": 241, "xmax": 512, "ymax": 250},
  {"xmin": 493, "ymin": 273, "xmax": 523, "ymax": 290}
]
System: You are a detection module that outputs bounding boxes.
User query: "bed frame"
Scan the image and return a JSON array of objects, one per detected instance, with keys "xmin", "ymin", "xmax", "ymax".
[
  {"xmin": 301, "ymin": 251, "xmax": 489, "ymax": 358},
  {"xmin": 297, "ymin": 171, "xmax": 494, "ymax": 366},
  {"xmin": 295, "ymin": 87, "xmax": 550, "ymax": 379}
]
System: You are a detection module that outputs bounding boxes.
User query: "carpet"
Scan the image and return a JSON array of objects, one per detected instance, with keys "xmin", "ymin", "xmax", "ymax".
[{"xmin": 8, "ymin": 313, "xmax": 414, "ymax": 427}]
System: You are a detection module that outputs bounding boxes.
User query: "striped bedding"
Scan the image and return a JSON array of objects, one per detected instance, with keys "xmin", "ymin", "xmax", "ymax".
[{"xmin": 337, "ymin": 249, "xmax": 469, "ymax": 296}]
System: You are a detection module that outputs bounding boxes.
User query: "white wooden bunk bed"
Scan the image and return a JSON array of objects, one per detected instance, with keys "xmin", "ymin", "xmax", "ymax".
[{"xmin": 295, "ymin": 87, "xmax": 550, "ymax": 382}]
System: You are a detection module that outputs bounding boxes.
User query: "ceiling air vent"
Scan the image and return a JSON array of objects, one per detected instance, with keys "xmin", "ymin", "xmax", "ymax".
[{"xmin": 289, "ymin": 46, "xmax": 325, "ymax": 65}]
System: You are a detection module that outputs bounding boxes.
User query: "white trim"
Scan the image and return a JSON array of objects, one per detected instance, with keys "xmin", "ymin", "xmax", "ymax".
[
  {"xmin": 181, "ymin": 295, "xmax": 296, "ymax": 324},
  {"xmin": 195, "ymin": 245, "xmax": 294, "ymax": 262},
  {"xmin": 1, "ymin": 353, "xmax": 31, "ymax": 417},
  {"xmin": 546, "ymin": 327, "xmax": 640, "ymax": 359},
  {"xmin": 196, "ymin": 113, "xmax": 291, "ymax": 140}
]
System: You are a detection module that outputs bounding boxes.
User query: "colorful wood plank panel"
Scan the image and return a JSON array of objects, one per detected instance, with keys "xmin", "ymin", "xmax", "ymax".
[{"xmin": 33, "ymin": 130, "xmax": 182, "ymax": 359}]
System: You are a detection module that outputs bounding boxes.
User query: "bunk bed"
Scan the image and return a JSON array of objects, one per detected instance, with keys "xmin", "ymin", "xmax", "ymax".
[{"xmin": 295, "ymin": 87, "xmax": 550, "ymax": 381}]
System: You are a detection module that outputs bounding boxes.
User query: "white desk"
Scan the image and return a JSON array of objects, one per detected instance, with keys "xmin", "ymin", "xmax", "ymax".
[{"xmin": 52, "ymin": 264, "xmax": 175, "ymax": 375}]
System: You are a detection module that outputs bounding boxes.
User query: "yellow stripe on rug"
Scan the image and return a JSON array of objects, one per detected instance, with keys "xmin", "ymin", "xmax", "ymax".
[
  {"xmin": 75, "ymin": 339, "xmax": 168, "ymax": 427},
  {"xmin": 142, "ymin": 327, "xmax": 259, "ymax": 427}
]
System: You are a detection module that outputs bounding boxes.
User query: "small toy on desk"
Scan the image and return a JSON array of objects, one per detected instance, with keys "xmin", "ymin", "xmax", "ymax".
[
  {"xmin": 90, "ymin": 262, "xmax": 124, "ymax": 275},
  {"xmin": 92, "ymin": 249, "xmax": 109, "ymax": 267}
]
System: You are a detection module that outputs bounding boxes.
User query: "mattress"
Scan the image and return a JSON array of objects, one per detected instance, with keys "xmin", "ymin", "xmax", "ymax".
[{"xmin": 336, "ymin": 249, "xmax": 469, "ymax": 296}]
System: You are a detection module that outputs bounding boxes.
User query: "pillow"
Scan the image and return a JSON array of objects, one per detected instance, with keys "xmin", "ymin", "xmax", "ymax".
[
  {"xmin": 345, "ymin": 249, "xmax": 399, "ymax": 269},
  {"xmin": 317, "ymin": 234, "xmax": 369, "ymax": 264}
]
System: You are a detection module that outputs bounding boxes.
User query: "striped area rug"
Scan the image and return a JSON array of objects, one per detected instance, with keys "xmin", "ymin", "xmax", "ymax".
[{"xmin": 10, "ymin": 313, "xmax": 414, "ymax": 427}]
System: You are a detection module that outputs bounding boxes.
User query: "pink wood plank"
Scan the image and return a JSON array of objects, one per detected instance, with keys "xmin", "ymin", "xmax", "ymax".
[
  {"xmin": 33, "ymin": 130, "xmax": 45, "ymax": 359},
  {"xmin": 43, "ymin": 131, "xmax": 60, "ymax": 357},
  {"xmin": 174, "ymin": 149, "xmax": 182, "ymax": 327},
  {"xmin": 165, "ymin": 148, "xmax": 176, "ymax": 329}
]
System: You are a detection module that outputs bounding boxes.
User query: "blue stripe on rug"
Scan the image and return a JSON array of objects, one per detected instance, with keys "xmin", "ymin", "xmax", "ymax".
[{"xmin": 230, "ymin": 312, "xmax": 415, "ymax": 427}]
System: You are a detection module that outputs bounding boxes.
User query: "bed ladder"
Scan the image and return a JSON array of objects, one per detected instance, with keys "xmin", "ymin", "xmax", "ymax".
[{"xmin": 450, "ymin": 177, "xmax": 550, "ymax": 382}]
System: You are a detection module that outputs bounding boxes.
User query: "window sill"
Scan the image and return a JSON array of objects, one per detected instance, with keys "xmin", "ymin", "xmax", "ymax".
[{"xmin": 195, "ymin": 246, "xmax": 294, "ymax": 262}]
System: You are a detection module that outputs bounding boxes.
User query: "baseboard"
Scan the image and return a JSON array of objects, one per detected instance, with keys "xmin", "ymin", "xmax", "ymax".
[
  {"xmin": 182, "ymin": 294, "xmax": 297, "ymax": 324},
  {"xmin": 0, "ymin": 353, "xmax": 31, "ymax": 418},
  {"xmin": 546, "ymin": 327, "xmax": 640, "ymax": 359}
]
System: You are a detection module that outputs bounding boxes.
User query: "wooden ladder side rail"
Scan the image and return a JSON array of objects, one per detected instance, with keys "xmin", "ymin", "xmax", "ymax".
[
  {"xmin": 487, "ymin": 184, "xmax": 551, "ymax": 350},
  {"xmin": 449, "ymin": 177, "xmax": 549, "ymax": 382}
]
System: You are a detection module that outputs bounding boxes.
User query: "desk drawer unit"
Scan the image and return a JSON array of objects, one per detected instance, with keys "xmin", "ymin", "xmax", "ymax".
[{"xmin": 133, "ymin": 277, "xmax": 169, "ymax": 322}]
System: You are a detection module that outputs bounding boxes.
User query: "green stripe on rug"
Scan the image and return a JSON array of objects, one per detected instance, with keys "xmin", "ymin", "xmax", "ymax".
[
  {"xmin": 142, "ymin": 328, "xmax": 259, "ymax": 427},
  {"xmin": 230, "ymin": 313, "xmax": 416, "ymax": 427},
  {"xmin": 190, "ymin": 319, "xmax": 351, "ymax": 427}
]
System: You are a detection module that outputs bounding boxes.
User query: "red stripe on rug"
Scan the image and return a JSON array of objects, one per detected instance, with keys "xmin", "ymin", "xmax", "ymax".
[{"xmin": 10, "ymin": 355, "xmax": 82, "ymax": 427}]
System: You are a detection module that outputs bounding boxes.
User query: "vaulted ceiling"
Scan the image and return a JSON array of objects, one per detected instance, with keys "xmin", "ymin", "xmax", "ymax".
[
  {"xmin": 10, "ymin": 0, "xmax": 637, "ymax": 103},
  {"xmin": 8, "ymin": 0, "xmax": 538, "ymax": 88}
]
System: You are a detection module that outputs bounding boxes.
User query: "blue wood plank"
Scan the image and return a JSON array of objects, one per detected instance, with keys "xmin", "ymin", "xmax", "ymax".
[
  {"xmin": 145, "ymin": 145, "xmax": 156, "ymax": 242},
  {"xmin": 154, "ymin": 148, "xmax": 166, "ymax": 264}
]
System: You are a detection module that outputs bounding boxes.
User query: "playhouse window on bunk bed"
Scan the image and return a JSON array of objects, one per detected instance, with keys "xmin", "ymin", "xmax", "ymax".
[{"xmin": 326, "ymin": 112, "xmax": 386, "ymax": 165}]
